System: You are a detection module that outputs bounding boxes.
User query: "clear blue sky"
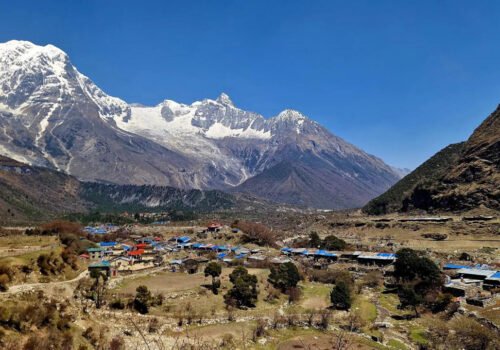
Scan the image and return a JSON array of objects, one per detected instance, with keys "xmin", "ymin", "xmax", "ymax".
[{"xmin": 1, "ymin": 0, "xmax": 499, "ymax": 169}]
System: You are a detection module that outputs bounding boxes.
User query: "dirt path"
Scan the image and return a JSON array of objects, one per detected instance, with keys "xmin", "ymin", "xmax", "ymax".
[
  {"xmin": 374, "ymin": 299, "xmax": 416, "ymax": 350},
  {"xmin": 2, "ymin": 269, "xmax": 90, "ymax": 295}
]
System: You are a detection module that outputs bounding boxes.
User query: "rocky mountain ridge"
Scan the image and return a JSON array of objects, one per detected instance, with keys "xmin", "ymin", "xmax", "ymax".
[
  {"xmin": 0, "ymin": 40, "xmax": 403, "ymax": 208},
  {"xmin": 364, "ymin": 105, "xmax": 500, "ymax": 214}
]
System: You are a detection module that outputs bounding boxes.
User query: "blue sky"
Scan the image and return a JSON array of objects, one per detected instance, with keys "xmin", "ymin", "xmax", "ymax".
[{"xmin": 1, "ymin": 0, "xmax": 499, "ymax": 169}]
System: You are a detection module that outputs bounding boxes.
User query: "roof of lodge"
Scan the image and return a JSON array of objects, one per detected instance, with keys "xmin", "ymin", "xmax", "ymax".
[
  {"xmin": 444, "ymin": 263, "xmax": 470, "ymax": 270},
  {"xmin": 457, "ymin": 268, "xmax": 497, "ymax": 278},
  {"xmin": 89, "ymin": 261, "xmax": 111, "ymax": 268},
  {"xmin": 99, "ymin": 241, "xmax": 117, "ymax": 247},
  {"xmin": 87, "ymin": 247, "xmax": 105, "ymax": 252},
  {"xmin": 485, "ymin": 272, "xmax": 500, "ymax": 281},
  {"xmin": 128, "ymin": 249, "xmax": 145, "ymax": 256},
  {"xmin": 358, "ymin": 252, "xmax": 396, "ymax": 260}
]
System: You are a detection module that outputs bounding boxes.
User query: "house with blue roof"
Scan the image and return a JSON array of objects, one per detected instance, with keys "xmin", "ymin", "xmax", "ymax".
[
  {"xmin": 177, "ymin": 236, "xmax": 191, "ymax": 244},
  {"xmin": 99, "ymin": 241, "xmax": 117, "ymax": 248},
  {"xmin": 357, "ymin": 252, "xmax": 396, "ymax": 265},
  {"xmin": 484, "ymin": 271, "xmax": 500, "ymax": 289},
  {"xmin": 313, "ymin": 250, "xmax": 337, "ymax": 261},
  {"xmin": 443, "ymin": 263, "xmax": 470, "ymax": 270}
]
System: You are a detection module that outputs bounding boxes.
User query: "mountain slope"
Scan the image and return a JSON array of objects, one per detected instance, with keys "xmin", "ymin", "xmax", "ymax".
[
  {"xmin": 364, "ymin": 105, "xmax": 499, "ymax": 214},
  {"xmin": 80, "ymin": 182, "xmax": 236, "ymax": 213},
  {"xmin": 0, "ymin": 40, "xmax": 196, "ymax": 187},
  {"xmin": 363, "ymin": 142, "xmax": 465, "ymax": 214},
  {"xmin": 0, "ymin": 40, "xmax": 403, "ymax": 209},
  {"xmin": 0, "ymin": 155, "xmax": 88, "ymax": 224},
  {"xmin": 0, "ymin": 155, "xmax": 240, "ymax": 224}
]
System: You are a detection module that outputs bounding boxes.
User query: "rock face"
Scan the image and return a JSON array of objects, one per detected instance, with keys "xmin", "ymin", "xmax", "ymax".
[
  {"xmin": 0, "ymin": 40, "xmax": 403, "ymax": 209},
  {"xmin": 365, "ymin": 105, "xmax": 500, "ymax": 214}
]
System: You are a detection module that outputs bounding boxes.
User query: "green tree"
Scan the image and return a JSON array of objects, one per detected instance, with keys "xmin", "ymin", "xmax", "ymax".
[
  {"xmin": 394, "ymin": 248, "xmax": 443, "ymax": 317},
  {"xmin": 330, "ymin": 281, "xmax": 352, "ymax": 310},
  {"xmin": 268, "ymin": 262, "xmax": 301, "ymax": 293},
  {"xmin": 321, "ymin": 235, "xmax": 347, "ymax": 251},
  {"xmin": 394, "ymin": 248, "xmax": 442, "ymax": 289},
  {"xmin": 224, "ymin": 266, "xmax": 258, "ymax": 308},
  {"xmin": 204, "ymin": 261, "xmax": 222, "ymax": 294},
  {"xmin": 134, "ymin": 285, "xmax": 152, "ymax": 314},
  {"xmin": 309, "ymin": 231, "xmax": 322, "ymax": 248},
  {"xmin": 398, "ymin": 285, "xmax": 422, "ymax": 317}
]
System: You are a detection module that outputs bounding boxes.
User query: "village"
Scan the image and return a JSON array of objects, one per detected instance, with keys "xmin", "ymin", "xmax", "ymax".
[
  {"xmin": 82, "ymin": 219, "xmax": 500, "ymax": 313},
  {"xmin": 0, "ymin": 213, "xmax": 498, "ymax": 350}
]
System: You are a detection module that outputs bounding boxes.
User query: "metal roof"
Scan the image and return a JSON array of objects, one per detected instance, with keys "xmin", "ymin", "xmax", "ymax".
[
  {"xmin": 485, "ymin": 272, "xmax": 500, "ymax": 281},
  {"xmin": 444, "ymin": 263, "xmax": 470, "ymax": 270},
  {"xmin": 358, "ymin": 253, "xmax": 396, "ymax": 260},
  {"xmin": 457, "ymin": 268, "xmax": 496, "ymax": 278},
  {"xmin": 99, "ymin": 241, "xmax": 117, "ymax": 247},
  {"xmin": 89, "ymin": 261, "xmax": 111, "ymax": 268},
  {"xmin": 87, "ymin": 247, "xmax": 105, "ymax": 252}
]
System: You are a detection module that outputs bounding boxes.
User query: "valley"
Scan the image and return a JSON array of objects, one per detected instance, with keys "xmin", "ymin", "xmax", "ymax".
[
  {"xmin": 0, "ymin": 10, "xmax": 499, "ymax": 350},
  {"xmin": 0, "ymin": 211, "xmax": 498, "ymax": 349}
]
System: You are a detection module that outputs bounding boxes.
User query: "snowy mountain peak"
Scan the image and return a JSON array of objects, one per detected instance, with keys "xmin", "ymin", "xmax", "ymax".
[
  {"xmin": 276, "ymin": 109, "xmax": 307, "ymax": 121},
  {"xmin": 0, "ymin": 40, "xmax": 68, "ymax": 62},
  {"xmin": 0, "ymin": 40, "xmax": 404, "ymax": 209},
  {"xmin": 215, "ymin": 92, "xmax": 234, "ymax": 106}
]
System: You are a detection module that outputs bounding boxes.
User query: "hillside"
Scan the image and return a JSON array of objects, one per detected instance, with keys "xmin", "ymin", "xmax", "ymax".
[
  {"xmin": 364, "ymin": 104, "xmax": 500, "ymax": 214},
  {"xmin": 80, "ymin": 182, "xmax": 237, "ymax": 213},
  {"xmin": 363, "ymin": 143, "xmax": 465, "ymax": 214},
  {"xmin": 0, "ymin": 155, "xmax": 88, "ymax": 224},
  {"xmin": 404, "ymin": 105, "xmax": 500, "ymax": 212},
  {"xmin": 0, "ymin": 156, "xmax": 243, "ymax": 224}
]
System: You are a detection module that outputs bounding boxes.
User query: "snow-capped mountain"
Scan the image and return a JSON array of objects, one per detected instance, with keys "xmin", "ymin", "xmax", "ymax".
[{"xmin": 0, "ymin": 40, "xmax": 403, "ymax": 208}]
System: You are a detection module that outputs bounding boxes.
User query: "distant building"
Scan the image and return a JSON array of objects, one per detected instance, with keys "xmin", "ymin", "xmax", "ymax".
[
  {"xmin": 357, "ymin": 253, "xmax": 396, "ymax": 266},
  {"xmin": 456, "ymin": 268, "xmax": 496, "ymax": 281},
  {"xmin": 87, "ymin": 247, "xmax": 105, "ymax": 260},
  {"xmin": 88, "ymin": 260, "xmax": 113, "ymax": 277},
  {"xmin": 207, "ymin": 222, "xmax": 222, "ymax": 232},
  {"xmin": 127, "ymin": 249, "xmax": 145, "ymax": 261},
  {"xmin": 484, "ymin": 272, "xmax": 500, "ymax": 290}
]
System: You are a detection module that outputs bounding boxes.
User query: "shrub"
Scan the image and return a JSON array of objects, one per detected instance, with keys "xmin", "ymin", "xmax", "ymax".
[
  {"xmin": 268, "ymin": 262, "xmax": 301, "ymax": 292},
  {"xmin": 0, "ymin": 273, "xmax": 10, "ymax": 292},
  {"xmin": 109, "ymin": 336, "xmax": 125, "ymax": 350},
  {"xmin": 134, "ymin": 285, "xmax": 152, "ymax": 314},
  {"xmin": 360, "ymin": 271, "xmax": 383, "ymax": 289},
  {"xmin": 321, "ymin": 235, "xmax": 346, "ymax": 250},
  {"xmin": 224, "ymin": 267, "xmax": 258, "ymax": 308},
  {"xmin": 40, "ymin": 220, "xmax": 82, "ymax": 235},
  {"xmin": 252, "ymin": 318, "xmax": 267, "ymax": 341},
  {"xmin": 221, "ymin": 333, "xmax": 235, "ymax": 348},
  {"xmin": 331, "ymin": 281, "xmax": 352, "ymax": 310},
  {"xmin": 264, "ymin": 286, "xmax": 281, "ymax": 302},
  {"xmin": 234, "ymin": 221, "xmax": 276, "ymax": 247},
  {"xmin": 309, "ymin": 231, "xmax": 322, "ymax": 248},
  {"xmin": 109, "ymin": 298, "xmax": 125, "ymax": 310},
  {"xmin": 204, "ymin": 261, "xmax": 222, "ymax": 294}
]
